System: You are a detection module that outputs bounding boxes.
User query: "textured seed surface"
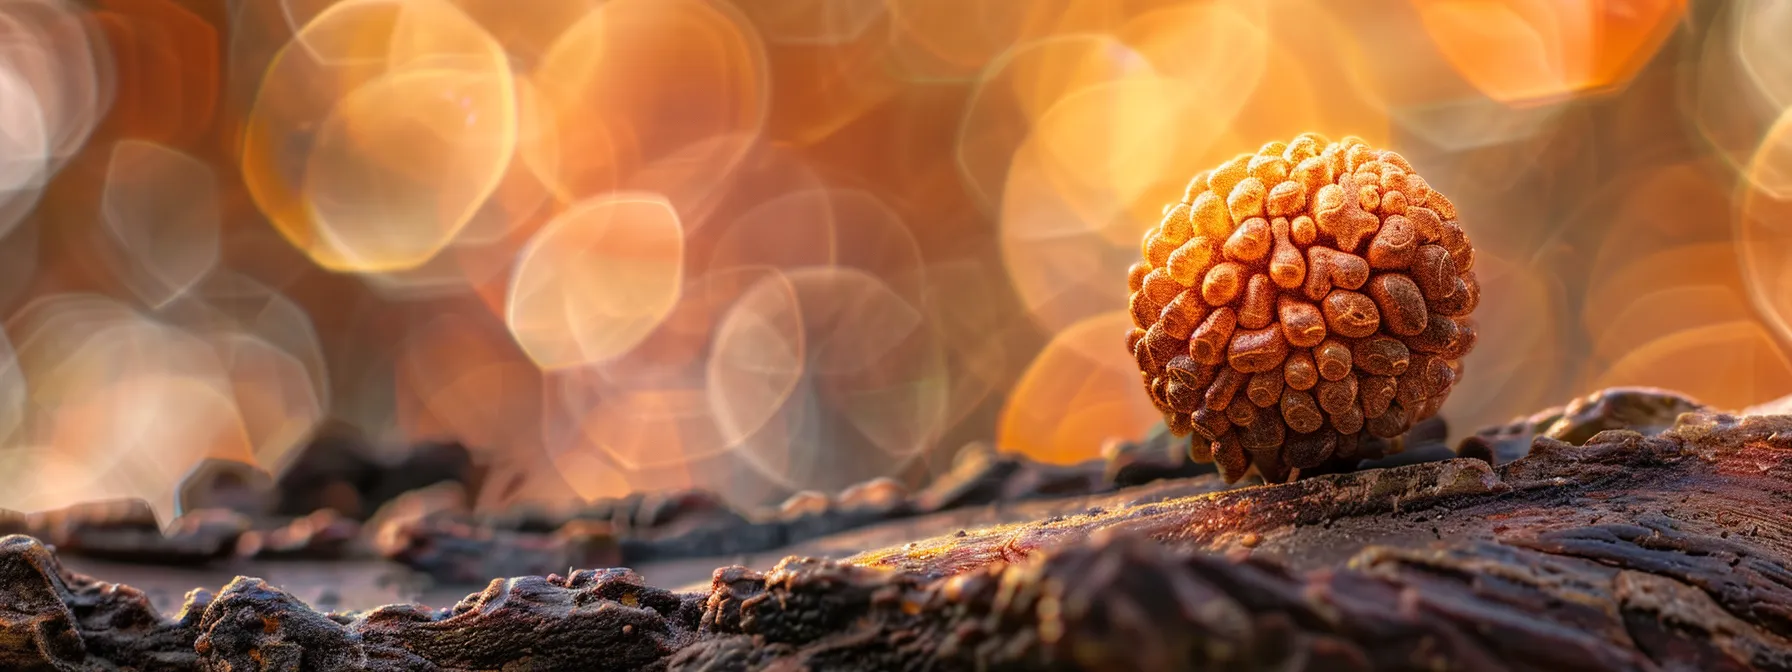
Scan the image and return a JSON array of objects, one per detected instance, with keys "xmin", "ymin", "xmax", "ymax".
[
  {"xmin": 1166, "ymin": 237, "xmax": 1219, "ymax": 286},
  {"xmin": 1190, "ymin": 307, "xmax": 1237, "ymax": 365},
  {"xmin": 1304, "ymin": 247, "xmax": 1370, "ymax": 301},
  {"xmin": 1127, "ymin": 135, "xmax": 1478, "ymax": 483},
  {"xmin": 1212, "ymin": 436, "xmax": 1248, "ymax": 480},
  {"xmin": 1284, "ymin": 350, "xmax": 1318, "ymax": 391},
  {"xmin": 1246, "ymin": 370, "xmax": 1284, "ymax": 408},
  {"xmin": 1315, "ymin": 375, "xmax": 1358, "ymax": 416},
  {"xmin": 1321, "ymin": 290, "xmax": 1380, "ymax": 339},
  {"xmin": 1225, "ymin": 218, "xmax": 1273, "ymax": 263},
  {"xmin": 1228, "ymin": 177, "xmax": 1267, "ymax": 222},
  {"xmin": 1205, "ymin": 366, "xmax": 1246, "ymax": 411},
  {"xmin": 1276, "ymin": 296, "xmax": 1326, "ymax": 348},
  {"xmin": 1227, "ymin": 325, "xmax": 1289, "ymax": 373},
  {"xmin": 1160, "ymin": 290, "xmax": 1208, "ymax": 339},
  {"xmin": 1192, "ymin": 407, "xmax": 1229, "ymax": 441},
  {"xmin": 1280, "ymin": 388, "xmax": 1324, "ymax": 434},
  {"xmin": 1290, "ymin": 214, "xmax": 1317, "ymax": 246},
  {"xmin": 1330, "ymin": 404, "xmax": 1365, "ymax": 435},
  {"xmin": 1360, "ymin": 374, "xmax": 1397, "ymax": 417},
  {"xmin": 1227, "ymin": 394, "xmax": 1258, "ymax": 426},
  {"xmin": 1249, "ymin": 447, "xmax": 1290, "ymax": 483},
  {"xmin": 1314, "ymin": 338, "xmax": 1353, "ymax": 382},
  {"xmin": 1366, "ymin": 215, "xmax": 1417, "ymax": 268},
  {"xmin": 1203, "ymin": 262, "xmax": 1247, "ymax": 306},
  {"xmin": 1268, "ymin": 218, "xmax": 1305, "ymax": 288},
  {"xmin": 1365, "ymin": 274, "xmax": 1428, "ymax": 336},
  {"xmin": 1431, "ymin": 274, "xmax": 1480, "ymax": 316},
  {"xmin": 1237, "ymin": 275, "xmax": 1276, "ymax": 330},
  {"xmin": 1281, "ymin": 430, "xmax": 1335, "ymax": 469},
  {"xmin": 1351, "ymin": 336, "xmax": 1410, "ymax": 377}
]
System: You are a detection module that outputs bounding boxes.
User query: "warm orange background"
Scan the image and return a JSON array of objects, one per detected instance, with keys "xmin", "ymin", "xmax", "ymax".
[{"xmin": 1, "ymin": 0, "xmax": 1788, "ymax": 518}]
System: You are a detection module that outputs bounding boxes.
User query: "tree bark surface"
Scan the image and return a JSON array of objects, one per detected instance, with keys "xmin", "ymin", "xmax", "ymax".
[{"xmin": 1, "ymin": 393, "xmax": 1789, "ymax": 670}]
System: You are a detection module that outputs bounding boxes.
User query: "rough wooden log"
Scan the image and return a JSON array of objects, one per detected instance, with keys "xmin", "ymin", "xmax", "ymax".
[{"xmin": 1, "ymin": 395, "xmax": 1790, "ymax": 670}]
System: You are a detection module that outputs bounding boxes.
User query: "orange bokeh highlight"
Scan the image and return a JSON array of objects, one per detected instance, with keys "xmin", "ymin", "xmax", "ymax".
[
  {"xmin": 1735, "ymin": 0, "xmax": 1792, "ymax": 112},
  {"xmin": 527, "ymin": 0, "xmax": 768, "ymax": 204},
  {"xmin": 999, "ymin": 311, "xmax": 1159, "ymax": 464},
  {"xmin": 957, "ymin": 34, "xmax": 1158, "ymax": 214},
  {"xmin": 1592, "ymin": 321, "xmax": 1792, "ymax": 411},
  {"xmin": 506, "ymin": 192, "xmax": 686, "ymax": 370},
  {"xmin": 241, "ymin": 0, "xmax": 516, "ymax": 272},
  {"xmin": 1739, "ymin": 107, "xmax": 1792, "ymax": 356},
  {"xmin": 1584, "ymin": 244, "xmax": 1755, "ymax": 364},
  {"xmin": 1437, "ymin": 253, "xmax": 1561, "ymax": 437},
  {"xmin": 1412, "ymin": 0, "xmax": 1687, "ymax": 105},
  {"xmin": 209, "ymin": 330, "xmax": 324, "ymax": 476},
  {"xmin": 1, "ymin": 294, "xmax": 264, "ymax": 522},
  {"xmin": 0, "ymin": 0, "xmax": 1780, "ymax": 517},
  {"xmin": 886, "ymin": 0, "xmax": 1121, "ymax": 82},
  {"xmin": 0, "ymin": 0, "xmax": 110, "ymax": 239}
]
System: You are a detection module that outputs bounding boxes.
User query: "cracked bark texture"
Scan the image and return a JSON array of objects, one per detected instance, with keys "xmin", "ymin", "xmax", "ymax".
[{"xmin": 1, "ymin": 393, "xmax": 1790, "ymax": 670}]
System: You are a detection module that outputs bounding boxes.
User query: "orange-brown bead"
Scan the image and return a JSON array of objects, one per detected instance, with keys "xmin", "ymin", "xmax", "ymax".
[{"xmin": 1127, "ymin": 135, "xmax": 1478, "ymax": 485}]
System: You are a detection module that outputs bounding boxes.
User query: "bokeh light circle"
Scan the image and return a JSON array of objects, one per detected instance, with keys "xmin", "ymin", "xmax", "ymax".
[
  {"xmin": 0, "ymin": 326, "xmax": 24, "ymax": 449},
  {"xmin": 0, "ymin": 62, "xmax": 49, "ymax": 239},
  {"xmin": 99, "ymin": 140, "xmax": 222, "ymax": 308},
  {"xmin": 1411, "ymin": 0, "xmax": 1687, "ymax": 105},
  {"xmin": 242, "ymin": 0, "xmax": 517, "ymax": 272},
  {"xmin": 707, "ymin": 266, "xmax": 948, "ymax": 493},
  {"xmin": 998, "ymin": 310, "xmax": 1159, "ymax": 464},
  {"xmin": 527, "ymin": 0, "xmax": 769, "ymax": 205},
  {"xmin": 1739, "ymin": 107, "xmax": 1792, "ymax": 358},
  {"xmin": 506, "ymin": 192, "xmax": 686, "ymax": 370},
  {"xmin": 1735, "ymin": 0, "xmax": 1792, "ymax": 111},
  {"xmin": 0, "ymin": 0, "xmax": 109, "ymax": 167},
  {"xmin": 957, "ymin": 33, "xmax": 1156, "ymax": 215},
  {"xmin": 1, "ymin": 294, "xmax": 257, "ymax": 519}
]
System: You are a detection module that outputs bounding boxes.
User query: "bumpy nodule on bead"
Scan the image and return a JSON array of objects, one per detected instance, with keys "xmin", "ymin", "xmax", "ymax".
[{"xmin": 1127, "ymin": 134, "xmax": 1479, "ymax": 484}]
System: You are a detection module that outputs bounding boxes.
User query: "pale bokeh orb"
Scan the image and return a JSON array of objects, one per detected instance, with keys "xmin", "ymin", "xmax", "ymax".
[
  {"xmin": 527, "ymin": 0, "xmax": 767, "ymax": 204},
  {"xmin": 998, "ymin": 310, "xmax": 1159, "ymax": 464},
  {"xmin": 242, "ymin": 0, "xmax": 516, "ymax": 272},
  {"xmin": 1739, "ymin": 107, "xmax": 1792, "ymax": 356},
  {"xmin": 707, "ymin": 266, "xmax": 948, "ymax": 492},
  {"xmin": 506, "ymin": 192, "xmax": 686, "ymax": 370},
  {"xmin": 100, "ymin": 140, "xmax": 222, "ymax": 307},
  {"xmin": 1411, "ymin": 0, "xmax": 1687, "ymax": 105}
]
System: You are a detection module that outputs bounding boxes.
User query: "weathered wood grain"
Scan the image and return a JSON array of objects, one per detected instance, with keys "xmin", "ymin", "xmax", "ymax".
[{"xmin": 3, "ymin": 397, "xmax": 1790, "ymax": 670}]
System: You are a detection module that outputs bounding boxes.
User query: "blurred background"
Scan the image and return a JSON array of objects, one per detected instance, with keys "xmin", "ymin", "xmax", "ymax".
[{"xmin": 0, "ymin": 0, "xmax": 1788, "ymax": 520}]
